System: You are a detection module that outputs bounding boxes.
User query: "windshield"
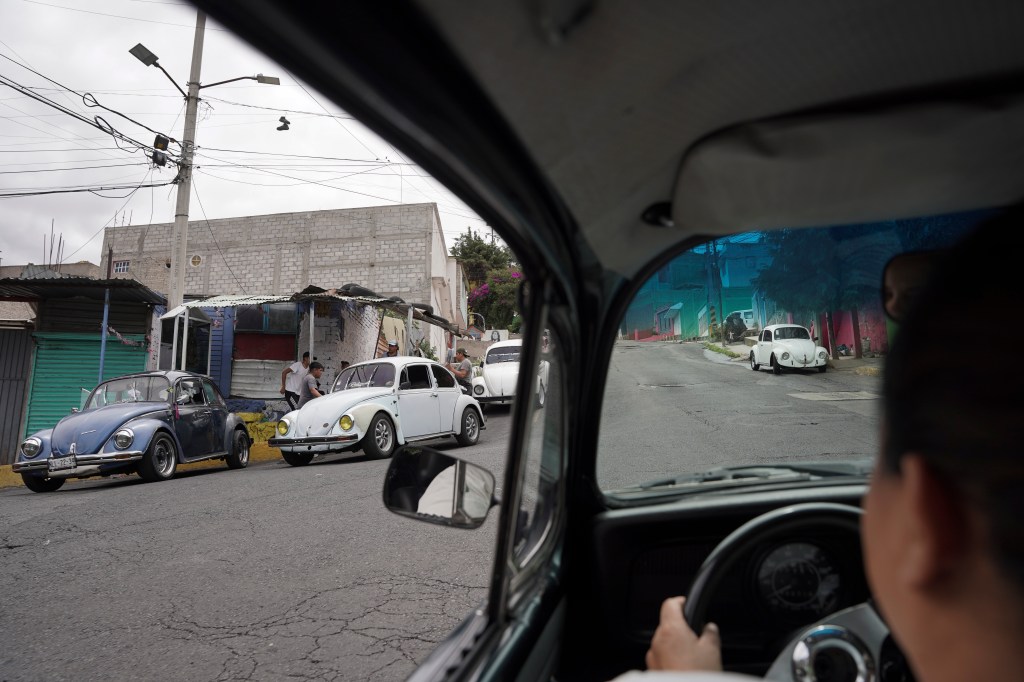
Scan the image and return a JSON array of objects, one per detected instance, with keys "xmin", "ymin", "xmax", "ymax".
[
  {"xmin": 486, "ymin": 346, "xmax": 521, "ymax": 364},
  {"xmin": 85, "ymin": 376, "xmax": 170, "ymax": 409},
  {"xmin": 773, "ymin": 326, "xmax": 810, "ymax": 340},
  {"xmin": 596, "ymin": 209, "xmax": 997, "ymax": 493},
  {"xmin": 331, "ymin": 362, "xmax": 396, "ymax": 391}
]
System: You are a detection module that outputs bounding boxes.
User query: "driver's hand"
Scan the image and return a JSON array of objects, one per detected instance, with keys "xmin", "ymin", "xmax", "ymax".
[{"xmin": 645, "ymin": 596, "xmax": 722, "ymax": 672}]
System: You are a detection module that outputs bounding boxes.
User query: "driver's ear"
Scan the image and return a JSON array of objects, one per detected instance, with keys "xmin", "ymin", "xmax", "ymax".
[{"xmin": 899, "ymin": 454, "xmax": 969, "ymax": 590}]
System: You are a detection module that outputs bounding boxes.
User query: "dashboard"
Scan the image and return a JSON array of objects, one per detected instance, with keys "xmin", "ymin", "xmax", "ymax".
[{"xmin": 589, "ymin": 485, "xmax": 870, "ymax": 677}]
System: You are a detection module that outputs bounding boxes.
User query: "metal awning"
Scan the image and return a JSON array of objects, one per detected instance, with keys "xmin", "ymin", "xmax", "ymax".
[
  {"xmin": 0, "ymin": 277, "xmax": 165, "ymax": 305},
  {"xmin": 162, "ymin": 288, "xmax": 463, "ymax": 335}
]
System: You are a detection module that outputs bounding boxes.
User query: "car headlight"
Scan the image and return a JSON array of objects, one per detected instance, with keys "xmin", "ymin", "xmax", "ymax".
[
  {"xmin": 473, "ymin": 385, "xmax": 484, "ymax": 395},
  {"xmin": 339, "ymin": 415, "xmax": 353, "ymax": 431},
  {"xmin": 277, "ymin": 419, "xmax": 290, "ymax": 436},
  {"xmin": 781, "ymin": 352, "xmax": 790, "ymax": 360},
  {"xmin": 21, "ymin": 437, "xmax": 42, "ymax": 458},
  {"xmin": 113, "ymin": 429, "xmax": 134, "ymax": 450},
  {"xmin": 818, "ymin": 350, "xmax": 827, "ymax": 360}
]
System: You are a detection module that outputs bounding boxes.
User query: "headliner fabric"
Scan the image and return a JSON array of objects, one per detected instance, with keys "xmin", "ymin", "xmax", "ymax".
[{"xmin": 418, "ymin": 0, "xmax": 1024, "ymax": 275}]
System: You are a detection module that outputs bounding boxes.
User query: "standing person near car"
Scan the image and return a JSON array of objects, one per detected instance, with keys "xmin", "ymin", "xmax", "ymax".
[
  {"xmin": 280, "ymin": 352, "xmax": 310, "ymax": 409},
  {"xmin": 297, "ymin": 361, "xmax": 325, "ymax": 408},
  {"xmin": 381, "ymin": 339, "xmax": 400, "ymax": 358},
  {"xmin": 446, "ymin": 347, "xmax": 473, "ymax": 390},
  {"xmin": 618, "ymin": 210, "xmax": 1024, "ymax": 682}
]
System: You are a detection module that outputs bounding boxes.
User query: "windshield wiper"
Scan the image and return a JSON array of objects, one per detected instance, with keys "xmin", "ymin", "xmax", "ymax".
[{"xmin": 635, "ymin": 459, "xmax": 873, "ymax": 492}]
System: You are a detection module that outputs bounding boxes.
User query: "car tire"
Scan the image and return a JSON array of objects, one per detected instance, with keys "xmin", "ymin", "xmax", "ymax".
[
  {"xmin": 455, "ymin": 408, "xmax": 481, "ymax": 446},
  {"xmin": 138, "ymin": 432, "xmax": 178, "ymax": 482},
  {"xmin": 226, "ymin": 430, "xmax": 250, "ymax": 469},
  {"xmin": 282, "ymin": 451, "xmax": 315, "ymax": 466},
  {"xmin": 20, "ymin": 473, "xmax": 65, "ymax": 493},
  {"xmin": 770, "ymin": 355, "xmax": 782, "ymax": 375},
  {"xmin": 749, "ymin": 353, "xmax": 760, "ymax": 371},
  {"xmin": 363, "ymin": 413, "xmax": 396, "ymax": 459}
]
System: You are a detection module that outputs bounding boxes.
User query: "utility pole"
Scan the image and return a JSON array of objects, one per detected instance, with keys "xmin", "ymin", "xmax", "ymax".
[{"xmin": 167, "ymin": 10, "xmax": 206, "ymax": 312}]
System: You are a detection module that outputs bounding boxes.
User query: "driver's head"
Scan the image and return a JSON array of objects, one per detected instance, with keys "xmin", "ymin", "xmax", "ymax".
[{"xmin": 864, "ymin": 206, "xmax": 1024, "ymax": 673}]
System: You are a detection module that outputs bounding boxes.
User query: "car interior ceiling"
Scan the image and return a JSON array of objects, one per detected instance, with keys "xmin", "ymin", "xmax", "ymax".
[{"xmin": 190, "ymin": 1, "xmax": 1022, "ymax": 680}]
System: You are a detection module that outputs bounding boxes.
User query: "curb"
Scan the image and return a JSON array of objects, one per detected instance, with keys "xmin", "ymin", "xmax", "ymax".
[{"xmin": 0, "ymin": 442, "xmax": 281, "ymax": 491}]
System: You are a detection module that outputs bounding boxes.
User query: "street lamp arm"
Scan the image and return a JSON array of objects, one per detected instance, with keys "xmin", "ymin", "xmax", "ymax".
[
  {"xmin": 200, "ymin": 74, "xmax": 280, "ymax": 89},
  {"xmin": 154, "ymin": 63, "xmax": 188, "ymax": 99}
]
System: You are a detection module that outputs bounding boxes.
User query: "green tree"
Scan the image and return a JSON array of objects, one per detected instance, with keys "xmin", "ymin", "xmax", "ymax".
[
  {"xmin": 468, "ymin": 266, "xmax": 522, "ymax": 330},
  {"xmin": 450, "ymin": 228, "xmax": 516, "ymax": 288},
  {"xmin": 754, "ymin": 227, "xmax": 886, "ymax": 357}
]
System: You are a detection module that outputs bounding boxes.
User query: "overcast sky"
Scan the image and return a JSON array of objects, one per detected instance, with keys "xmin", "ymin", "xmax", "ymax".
[{"xmin": 0, "ymin": 0, "xmax": 491, "ymax": 270}]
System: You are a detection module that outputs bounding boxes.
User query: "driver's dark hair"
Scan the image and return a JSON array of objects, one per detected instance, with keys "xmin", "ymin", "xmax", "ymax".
[{"xmin": 883, "ymin": 203, "xmax": 1024, "ymax": 591}]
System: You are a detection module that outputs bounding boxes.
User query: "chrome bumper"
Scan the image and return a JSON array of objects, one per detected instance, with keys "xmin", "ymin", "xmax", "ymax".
[
  {"xmin": 13, "ymin": 451, "xmax": 145, "ymax": 475},
  {"xmin": 268, "ymin": 434, "xmax": 359, "ymax": 447}
]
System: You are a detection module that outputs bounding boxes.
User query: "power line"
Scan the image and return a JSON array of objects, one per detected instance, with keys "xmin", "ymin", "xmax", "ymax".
[
  {"xmin": 197, "ymin": 146, "xmax": 417, "ymax": 165},
  {"xmin": 0, "ymin": 162, "xmax": 150, "ymax": 174},
  {"xmin": 0, "ymin": 180, "xmax": 172, "ymax": 199},
  {"xmin": 202, "ymin": 95, "xmax": 357, "ymax": 119},
  {"xmin": 56, "ymin": 170, "xmax": 156, "ymax": 262},
  {"xmin": 19, "ymin": 0, "xmax": 232, "ymax": 31},
  {"xmin": 191, "ymin": 178, "xmax": 247, "ymax": 294}
]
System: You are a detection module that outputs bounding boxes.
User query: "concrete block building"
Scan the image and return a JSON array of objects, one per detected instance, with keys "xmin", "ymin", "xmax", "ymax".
[{"xmin": 100, "ymin": 203, "xmax": 468, "ymax": 397}]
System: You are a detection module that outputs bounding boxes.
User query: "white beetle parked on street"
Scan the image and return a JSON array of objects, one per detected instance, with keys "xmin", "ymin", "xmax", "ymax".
[
  {"xmin": 269, "ymin": 357, "xmax": 484, "ymax": 465},
  {"xmin": 749, "ymin": 324, "xmax": 830, "ymax": 374},
  {"xmin": 471, "ymin": 339, "xmax": 549, "ymax": 409}
]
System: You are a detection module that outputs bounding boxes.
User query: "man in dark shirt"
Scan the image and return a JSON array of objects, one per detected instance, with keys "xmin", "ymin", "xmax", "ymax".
[{"xmin": 297, "ymin": 362, "xmax": 325, "ymax": 408}]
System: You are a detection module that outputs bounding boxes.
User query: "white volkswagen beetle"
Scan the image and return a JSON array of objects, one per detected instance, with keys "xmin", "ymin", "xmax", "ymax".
[
  {"xmin": 749, "ymin": 324, "xmax": 830, "ymax": 374},
  {"xmin": 269, "ymin": 356, "xmax": 484, "ymax": 466},
  {"xmin": 471, "ymin": 339, "xmax": 549, "ymax": 409}
]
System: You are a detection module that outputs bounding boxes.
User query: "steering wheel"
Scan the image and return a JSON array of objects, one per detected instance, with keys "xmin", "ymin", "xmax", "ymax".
[{"xmin": 682, "ymin": 503, "xmax": 897, "ymax": 682}]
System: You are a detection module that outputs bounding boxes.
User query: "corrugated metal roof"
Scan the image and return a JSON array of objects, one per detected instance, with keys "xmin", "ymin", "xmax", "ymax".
[
  {"xmin": 0, "ymin": 277, "xmax": 165, "ymax": 305},
  {"xmin": 172, "ymin": 289, "xmax": 464, "ymax": 335}
]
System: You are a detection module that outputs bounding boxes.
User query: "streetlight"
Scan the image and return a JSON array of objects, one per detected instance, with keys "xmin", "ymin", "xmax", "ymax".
[{"xmin": 129, "ymin": 11, "xmax": 278, "ymax": 314}]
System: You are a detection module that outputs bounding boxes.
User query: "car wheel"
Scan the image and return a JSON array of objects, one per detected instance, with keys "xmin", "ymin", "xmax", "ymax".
[
  {"xmin": 749, "ymin": 353, "xmax": 760, "ymax": 371},
  {"xmin": 818, "ymin": 364, "xmax": 827, "ymax": 373},
  {"xmin": 363, "ymin": 413, "xmax": 396, "ymax": 459},
  {"xmin": 138, "ymin": 432, "xmax": 177, "ymax": 482},
  {"xmin": 20, "ymin": 473, "xmax": 65, "ymax": 493},
  {"xmin": 226, "ymin": 430, "xmax": 250, "ymax": 469},
  {"xmin": 282, "ymin": 451, "xmax": 315, "ymax": 466},
  {"xmin": 770, "ymin": 355, "xmax": 782, "ymax": 375},
  {"xmin": 456, "ymin": 408, "xmax": 481, "ymax": 446}
]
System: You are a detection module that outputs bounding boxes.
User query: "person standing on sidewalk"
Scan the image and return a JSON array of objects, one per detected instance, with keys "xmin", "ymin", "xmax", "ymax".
[
  {"xmin": 280, "ymin": 352, "xmax": 310, "ymax": 410},
  {"xmin": 297, "ymin": 362, "xmax": 325, "ymax": 408},
  {"xmin": 446, "ymin": 347, "xmax": 473, "ymax": 391}
]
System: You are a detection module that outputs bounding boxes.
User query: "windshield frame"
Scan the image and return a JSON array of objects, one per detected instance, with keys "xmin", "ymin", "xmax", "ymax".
[
  {"xmin": 331, "ymin": 362, "xmax": 397, "ymax": 392},
  {"xmin": 85, "ymin": 376, "xmax": 171, "ymax": 409}
]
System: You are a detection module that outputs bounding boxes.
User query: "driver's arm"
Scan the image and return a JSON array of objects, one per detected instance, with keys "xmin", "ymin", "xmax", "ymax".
[{"xmin": 645, "ymin": 596, "xmax": 722, "ymax": 673}]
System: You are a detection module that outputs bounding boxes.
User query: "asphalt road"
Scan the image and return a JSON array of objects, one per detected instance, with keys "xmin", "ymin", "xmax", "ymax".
[
  {"xmin": 0, "ymin": 342, "xmax": 882, "ymax": 681},
  {"xmin": 0, "ymin": 412, "xmax": 511, "ymax": 682}
]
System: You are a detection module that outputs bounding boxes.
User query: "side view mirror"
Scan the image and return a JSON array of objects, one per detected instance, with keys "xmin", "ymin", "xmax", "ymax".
[
  {"xmin": 70, "ymin": 407, "xmax": 79, "ymax": 413},
  {"xmin": 882, "ymin": 250, "xmax": 943, "ymax": 322},
  {"xmin": 382, "ymin": 445, "xmax": 497, "ymax": 529}
]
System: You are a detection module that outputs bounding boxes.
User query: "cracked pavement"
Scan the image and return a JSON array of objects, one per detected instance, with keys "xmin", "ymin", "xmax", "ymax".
[{"xmin": 0, "ymin": 412, "xmax": 509, "ymax": 681}]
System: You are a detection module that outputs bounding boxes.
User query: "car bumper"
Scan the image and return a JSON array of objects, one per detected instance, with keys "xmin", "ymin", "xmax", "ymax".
[
  {"xmin": 476, "ymin": 395, "xmax": 514, "ymax": 403},
  {"xmin": 779, "ymin": 357, "xmax": 827, "ymax": 369},
  {"xmin": 268, "ymin": 434, "xmax": 360, "ymax": 452},
  {"xmin": 13, "ymin": 451, "xmax": 145, "ymax": 476}
]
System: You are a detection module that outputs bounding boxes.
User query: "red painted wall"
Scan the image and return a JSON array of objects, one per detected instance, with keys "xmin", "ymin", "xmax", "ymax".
[{"xmin": 233, "ymin": 333, "xmax": 295, "ymax": 361}]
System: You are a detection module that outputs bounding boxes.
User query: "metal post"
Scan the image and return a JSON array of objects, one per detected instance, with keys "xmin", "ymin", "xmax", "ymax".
[
  {"xmin": 180, "ymin": 309, "xmax": 190, "ymax": 371},
  {"xmin": 308, "ymin": 301, "xmax": 315, "ymax": 363},
  {"xmin": 98, "ymin": 246, "xmax": 113, "ymax": 383},
  {"xmin": 406, "ymin": 305, "xmax": 414, "ymax": 355},
  {"xmin": 171, "ymin": 313, "xmax": 180, "ymax": 371},
  {"xmin": 167, "ymin": 10, "xmax": 205, "ymax": 310}
]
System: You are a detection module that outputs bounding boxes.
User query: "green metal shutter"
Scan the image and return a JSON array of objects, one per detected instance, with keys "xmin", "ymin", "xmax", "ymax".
[{"xmin": 25, "ymin": 332, "xmax": 149, "ymax": 435}]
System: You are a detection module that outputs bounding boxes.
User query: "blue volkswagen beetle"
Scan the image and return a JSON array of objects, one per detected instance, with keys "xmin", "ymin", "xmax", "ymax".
[{"xmin": 12, "ymin": 370, "xmax": 250, "ymax": 493}]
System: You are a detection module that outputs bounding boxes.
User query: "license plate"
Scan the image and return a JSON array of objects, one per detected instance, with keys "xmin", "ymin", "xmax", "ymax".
[{"xmin": 48, "ymin": 455, "xmax": 76, "ymax": 472}]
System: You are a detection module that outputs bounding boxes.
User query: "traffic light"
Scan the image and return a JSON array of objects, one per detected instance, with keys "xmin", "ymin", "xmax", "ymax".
[{"xmin": 152, "ymin": 134, "xmax": 169, "ymax": 167}]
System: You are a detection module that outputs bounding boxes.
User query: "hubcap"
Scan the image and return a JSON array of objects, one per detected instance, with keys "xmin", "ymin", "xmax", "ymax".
[
  {"xmin": 465, "ymin": 412, "xmax": 478, "ymax": 440},
  {"xmin": 238, "ymin": 439, "xmax": 249, "ymax": 463},
  {"xmin": 154, "ymin": 438, "xmax": 174, "ymax": 476},
  {"xmin": 375, "ymin": 420, "xmax": 393, "ymax": 452}
]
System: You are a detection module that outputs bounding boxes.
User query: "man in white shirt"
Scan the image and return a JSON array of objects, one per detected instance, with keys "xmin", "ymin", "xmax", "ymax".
[{"xmin": 280, "ymin": 351, "xmax": 310, "ymax": 409}]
